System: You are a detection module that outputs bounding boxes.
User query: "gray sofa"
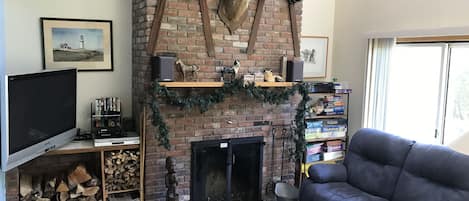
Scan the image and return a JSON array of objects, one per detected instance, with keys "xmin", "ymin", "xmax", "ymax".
[{"xmin": 299, "ymin": 128, "xmax": 469, "ymax": 201}]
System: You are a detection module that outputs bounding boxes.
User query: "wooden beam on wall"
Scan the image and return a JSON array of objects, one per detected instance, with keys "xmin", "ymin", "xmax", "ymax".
[
  {"xmin": 247, "ymin": 0, "xmax": 266, "ymax": 55},
  {"xmin": 289, "ymin": 4, "xmax": 300, "ymax": 57},
  {"xmin": 200, "ymin": 0, "xmax": 215, "ymax": 57},
  {"xmin": 397, "ymin": 35, "xmax": 469, "ymax": 44},
  {"xmin": 146, "ymin": 0, "xmax": 167, "ymax": 55}
]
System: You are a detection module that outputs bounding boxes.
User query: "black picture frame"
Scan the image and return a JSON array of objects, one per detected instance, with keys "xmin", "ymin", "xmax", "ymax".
[{"xmin": 40, "ymin": 17, "xmax": 114, "ymax": 72}]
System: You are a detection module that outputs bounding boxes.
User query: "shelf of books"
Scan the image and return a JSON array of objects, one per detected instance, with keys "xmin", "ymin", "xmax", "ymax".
[
  {"xmin": 301, "ymin": 92, "xmax": 350, "ymax": 179},
  {"xmin": 305, "ymin": 140, "xmax": 345, "ymax": 162}
]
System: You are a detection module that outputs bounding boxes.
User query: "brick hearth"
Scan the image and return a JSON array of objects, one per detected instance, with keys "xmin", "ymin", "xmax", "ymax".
[{"xmin": 132, "ymin": 0, "xmax": 303, "ymax": 200}]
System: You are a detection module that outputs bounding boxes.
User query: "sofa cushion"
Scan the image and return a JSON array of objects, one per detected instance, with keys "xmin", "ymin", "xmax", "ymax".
[
  {"xmin": 299, "ymin": 179, "xmax": 388, "ymax": 201},
  {"xmin": 344, "ymin": 128, "xmax": 414, "ymax": 200},
  {"xmin": 308, "ymin": 164, "xmax": 347, "ymax": 183},
  {"xmin": 392, "ymin": 143, "xmax": 469, "ymax": 201}
]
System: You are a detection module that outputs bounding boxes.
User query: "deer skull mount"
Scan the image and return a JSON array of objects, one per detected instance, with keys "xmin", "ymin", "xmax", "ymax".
[{"xmin": 218, "ymin": 0, "xmax": 250, "ymax": 34}]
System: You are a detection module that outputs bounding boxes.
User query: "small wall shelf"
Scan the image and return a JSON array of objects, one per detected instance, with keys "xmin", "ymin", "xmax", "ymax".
[{"xmin": 159, "ymin": 81, "xmax": 296, "ymax": 88}]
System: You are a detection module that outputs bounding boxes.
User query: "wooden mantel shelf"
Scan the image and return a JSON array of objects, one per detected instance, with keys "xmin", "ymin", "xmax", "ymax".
[{"xmin": 159, "ymin": 81, "xmax": 296, "ymax": 88}]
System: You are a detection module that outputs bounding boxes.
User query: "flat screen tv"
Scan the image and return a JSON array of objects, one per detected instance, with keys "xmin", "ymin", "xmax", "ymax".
[{"xmin": 1, "ymin": 69, "xmax": 77, "ymax": 171}]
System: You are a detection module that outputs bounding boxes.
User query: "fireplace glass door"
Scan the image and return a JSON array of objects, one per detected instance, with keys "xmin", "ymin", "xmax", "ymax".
[{"xmin": 191, "ymin": 137, "xmax": 264, "ymax": 201}]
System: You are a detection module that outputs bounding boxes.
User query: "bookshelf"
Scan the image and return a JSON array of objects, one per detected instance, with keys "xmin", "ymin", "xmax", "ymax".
[{"xmin": 301, "ymin": 91, "xmax": 350, "ymax": 180}]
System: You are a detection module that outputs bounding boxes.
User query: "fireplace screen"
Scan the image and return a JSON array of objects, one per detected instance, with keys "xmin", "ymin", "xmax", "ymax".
[{"xmin": 191, "ymin": 137, "xmax": 264, "ymax": 201}]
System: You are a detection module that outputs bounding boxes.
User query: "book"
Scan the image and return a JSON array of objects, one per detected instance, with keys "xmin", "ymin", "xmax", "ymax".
[
  {"xmin": 323, "ymin": 145, "xmax": 343, "ymax": 152},
  {"xmin": 307, "ymin": 143, "xmax": 323, "ymax": 155},
  {"xmin": 326, "ymin": 140, "xmax": 343, "ymax": 146},
  {"xmin": 323, "ymin": 151, "xmax": 344, "ymax": 161},
  {"xmin": 306, "ymin": 153, "xmax": 322, "ymax": 163}
]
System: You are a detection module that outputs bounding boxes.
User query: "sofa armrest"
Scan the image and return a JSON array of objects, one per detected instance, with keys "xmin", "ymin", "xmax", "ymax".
[{"xmin": 308, "ymin": 164, "xmax": 347, "ymax": 183}]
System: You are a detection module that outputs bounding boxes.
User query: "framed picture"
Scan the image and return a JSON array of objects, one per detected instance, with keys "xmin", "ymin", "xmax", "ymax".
[
  {"xmin": 41, "ymin": 18, "xmax": 113, "ymax": 71},
  {"xmin": 300, "ymin": 36, "xmax": 328, "ymax": 78}
]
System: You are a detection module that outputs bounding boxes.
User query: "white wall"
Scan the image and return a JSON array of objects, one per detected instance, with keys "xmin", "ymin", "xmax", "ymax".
[
  {"xmin": 333, "ymin": 0, "xmax": 469, "ymax": 141},
  {"xmin": 301, "ymin": 0, "xmax": 335, "ymax": 81},
  {"xmin": 4, "ymin": 0, "xmax": 132, "ymax": 130}
]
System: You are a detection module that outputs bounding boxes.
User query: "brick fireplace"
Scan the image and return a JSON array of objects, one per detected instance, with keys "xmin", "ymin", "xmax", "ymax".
[
  {"xmin": 132, "ymin": 0, "xmax": 303, "ymax": 200},
  {"xmin": 3, "ymin": 0, "xmax": 303, "ymax": 200},
  {"xmin": 139, "ymin": 96, "xmax": 299, "ymax": 201}
]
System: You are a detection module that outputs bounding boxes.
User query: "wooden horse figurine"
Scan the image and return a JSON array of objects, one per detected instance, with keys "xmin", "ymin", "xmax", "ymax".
[{"xmin": 176, "ymin": 59, "xmax": 200, "ymax": 81}]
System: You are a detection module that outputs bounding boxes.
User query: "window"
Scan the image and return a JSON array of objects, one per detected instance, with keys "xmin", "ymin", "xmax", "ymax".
[
  {"xmin": 365, "ymin": 39, "xmax": 469, "ymax": 145},
  {"xmin": 443, "ymin": 45, "xmax": 469, "ymax": 145}
]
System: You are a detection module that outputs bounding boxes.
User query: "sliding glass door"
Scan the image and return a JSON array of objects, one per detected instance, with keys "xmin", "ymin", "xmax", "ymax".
[
  {"xmin": 384, "ymin": 44, "xmax": 446, "ymax": 144},
  {"xmin": 366, "ymin": 41, "xmax": 469, "ymax": 145},
  {"xmin": 443, "ymin": 45, "xmax": 469, "ymax": 145}
]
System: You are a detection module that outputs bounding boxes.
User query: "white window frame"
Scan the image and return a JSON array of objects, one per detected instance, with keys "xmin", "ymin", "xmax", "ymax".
[{"xmin": 364, "ymin": 40, "xmax": 469, "ymax": 144}]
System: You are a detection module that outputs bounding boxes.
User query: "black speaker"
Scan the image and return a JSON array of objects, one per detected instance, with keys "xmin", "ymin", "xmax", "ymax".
[
  {"xmin": 286, "ymin": 60, "xmax": 304, "ymax": 82},
  {"xmin": 151, "ymin": 55, "xmax": 175, "ymax": 81},
  {"xmin": 122, "ymin": 117, "xmax": 135, "ymax": 132}
]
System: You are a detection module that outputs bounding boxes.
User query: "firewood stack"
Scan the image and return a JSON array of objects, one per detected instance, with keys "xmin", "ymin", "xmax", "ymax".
[
  {"xmin": 104, "ymin": 150, "xmax": 140, "ymax": 191},
  {"xmin": 20, "ymin": 164, "xmax": 101, "ymax": 201}
]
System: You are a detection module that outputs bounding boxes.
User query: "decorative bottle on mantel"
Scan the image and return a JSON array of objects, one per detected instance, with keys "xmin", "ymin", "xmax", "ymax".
[{"xmin": 165, "ymin": 157, "xmax": 179, "ymax": 201}]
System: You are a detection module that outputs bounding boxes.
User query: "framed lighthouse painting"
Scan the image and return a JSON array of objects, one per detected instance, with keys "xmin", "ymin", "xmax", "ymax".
[{"xmin": 41, "ymin": 18, "xmax": 113, "ymax": 71}]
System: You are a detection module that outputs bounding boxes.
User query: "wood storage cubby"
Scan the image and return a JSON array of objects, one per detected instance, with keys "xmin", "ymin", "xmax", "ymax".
[{"xmin": 103, "ymin": 149, "xmax": 141, "ymax": 193}]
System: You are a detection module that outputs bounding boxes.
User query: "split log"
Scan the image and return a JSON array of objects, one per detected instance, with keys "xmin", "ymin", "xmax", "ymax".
[
  {"xmin": 82, "ymin": 186, "xmax": 100, "ymax": 197},
  {"xmin": 78, "ymin": 197, "xmax": 97, "ymax": 201},
  {"xmin": 20, "ymin": 174, "xmax": 33, "ymax": 197},
  {"xmin": 32, "ymin": 175, "xmax": 43, "ymax": 198},
  {"xmin": 85, "ymin": 175, "xmax": 100, "ymax": 187},
  {"xmin": 76, "ymin": 184, "xmax": 85, "ymax": 194},
  {"xmin": 59, "ymin": 192, "xmax": 69, "ymax": 201},
  {"xmin": 67, "ymin": 179, "xmax": 77, "ymax": 191},
  {"xmin": 21, "ymin": 193, "xmax": 34, "ymax": 201},
  {"xmin": 43, "ymin": 176, "xmax": 56, "ymax": 198},
  {"xmin": 56, "ymin": 180, "xmax": 70, "ymax": 192},
  {"xmin": 70, "ymin": 193, "xmax": 81, "ymax": 199},
  {"xmin": 21, "ymin": 164, "xmax": 101, "ymax": 201},
  {"xmin": 68, "ymin": 164, "xmax": 92, "ymax": 185}
]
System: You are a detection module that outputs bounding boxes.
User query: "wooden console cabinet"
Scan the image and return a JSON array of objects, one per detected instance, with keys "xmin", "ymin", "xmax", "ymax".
[{"xmin": 47, "ymin": 113, "xmax": 146, "ymax": 201}]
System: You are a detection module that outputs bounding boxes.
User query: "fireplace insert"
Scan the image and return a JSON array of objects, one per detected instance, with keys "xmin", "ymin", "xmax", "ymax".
[{"xmin": 191, "ymin": 137, "xmax": 264, "ymax": 201}]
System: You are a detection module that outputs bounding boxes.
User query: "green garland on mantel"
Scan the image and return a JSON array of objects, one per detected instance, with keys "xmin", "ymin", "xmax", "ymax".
[{"xmin": 150, "ymin": 78, "xmax": 311, "ymax": 159}]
